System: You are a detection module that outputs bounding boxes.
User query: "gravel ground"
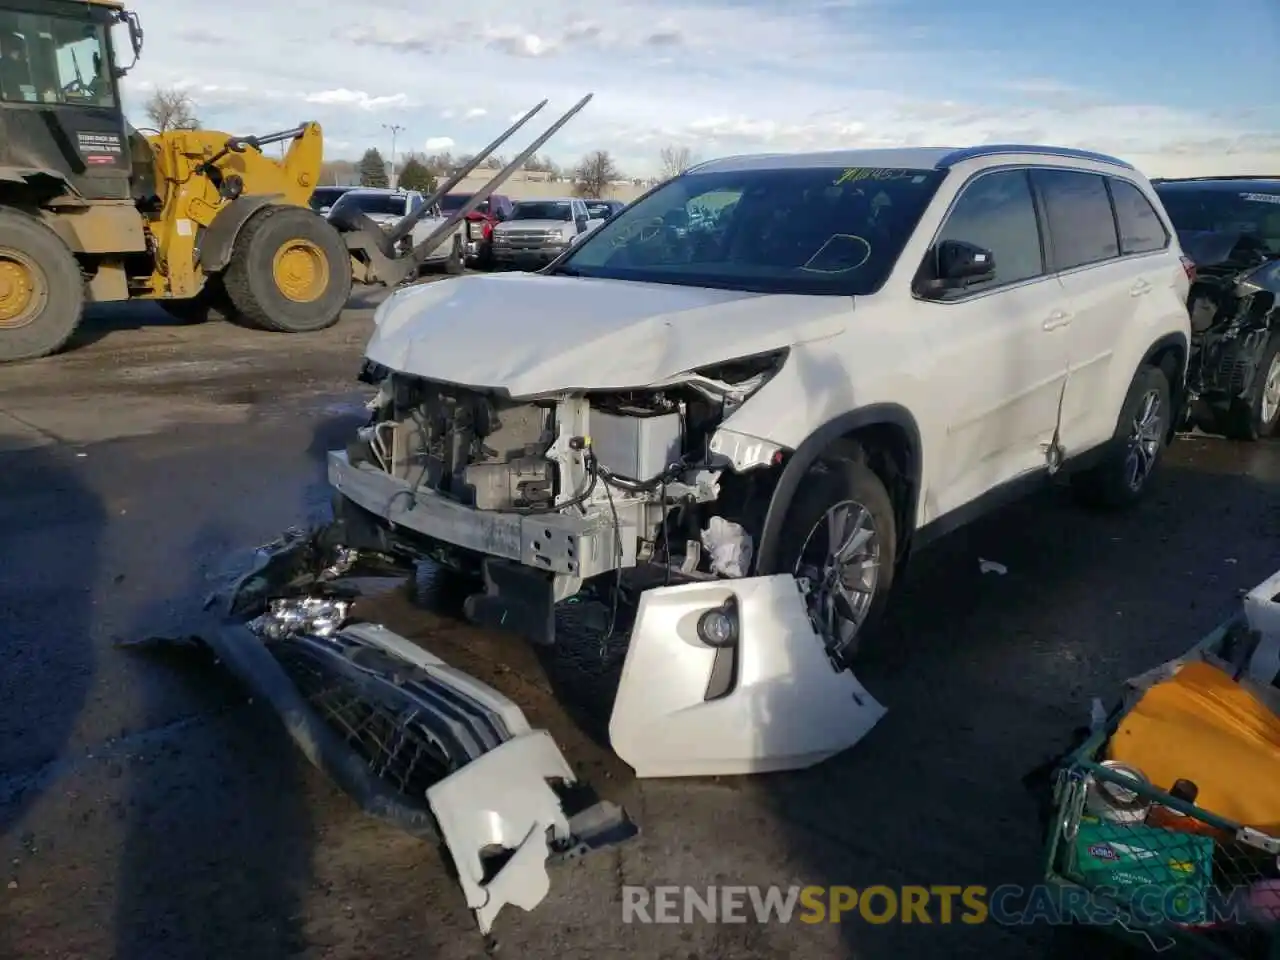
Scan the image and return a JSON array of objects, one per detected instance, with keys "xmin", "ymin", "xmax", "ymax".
[{"xmin": 1, "ymin": 294, "xmax": 1278, "ymax": 960}]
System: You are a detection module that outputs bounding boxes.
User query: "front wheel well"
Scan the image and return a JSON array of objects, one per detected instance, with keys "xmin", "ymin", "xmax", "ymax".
[{"xmin": 818, "ymin": 424, "xmax": 917, "ymax": 556}]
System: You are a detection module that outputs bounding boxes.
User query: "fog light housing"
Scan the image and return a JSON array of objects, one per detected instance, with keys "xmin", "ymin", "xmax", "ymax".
[{"xmin": 696, "ymin": 599, "xmax": 738, "ymax": 648}]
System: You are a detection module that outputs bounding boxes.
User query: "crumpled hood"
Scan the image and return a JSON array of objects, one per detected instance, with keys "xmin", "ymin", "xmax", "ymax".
[{"xmin": 364, "ymin": 273, "xmax": 849, "ymax": 395}]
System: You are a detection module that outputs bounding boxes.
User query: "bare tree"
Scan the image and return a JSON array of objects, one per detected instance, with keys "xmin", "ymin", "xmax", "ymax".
[
  {"xmin": 658, "ymin": 144, "xmax": 697, "ymax": 180},
  {"xmin": 144, "ymin": 87, "xmax": 200, "ymax": 132},
  {"xmin": 572, "ymin": 150, "xmax": 621, "ymax": 198}
]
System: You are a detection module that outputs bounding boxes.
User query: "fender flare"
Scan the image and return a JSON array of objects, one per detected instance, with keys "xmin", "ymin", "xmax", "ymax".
[
  {"xmin": 198, "ymin": 194, "xmax": 285, "ymax": 273},
  {"xmin": 753, "ymin": 403, "xmax": 923, "ymax": 574}
]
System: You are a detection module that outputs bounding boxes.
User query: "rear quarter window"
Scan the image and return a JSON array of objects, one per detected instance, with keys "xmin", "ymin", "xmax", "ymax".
[
  {"xmin": 1108, "ymin": 179, "xmax": 1168, "ymax": 255},
  {"xmin": 1032, "ymin": 169, "xmax": 1120, "ymax": 271}
]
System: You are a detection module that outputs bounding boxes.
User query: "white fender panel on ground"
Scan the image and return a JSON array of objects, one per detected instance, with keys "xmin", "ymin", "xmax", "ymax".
[{"xmin": 608, "ymin": 574, "xmax": 888, "ymax": 778}]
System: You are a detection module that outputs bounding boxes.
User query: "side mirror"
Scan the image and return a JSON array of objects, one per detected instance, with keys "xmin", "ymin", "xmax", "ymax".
[
  {"xmin": 575, "ymin": 215, "xmax": 588, "ymax": 231},
  {"xmin": 919, "ymin": 239, "xmax": 996, "ymax": 296}
]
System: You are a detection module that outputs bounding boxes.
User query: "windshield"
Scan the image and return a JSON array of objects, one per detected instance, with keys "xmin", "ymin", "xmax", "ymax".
[
  {"xmin": 0, "ymin": 10, "xmax": 115, "ymax": 107},
  {"xmin": 585, "ymin": 202, "xmax": 615, "ymax": 219},
  {"xmin": 512, "ymin": 201, "xmax": 572, "ymax": 221},
  {"xmin": 310, "ymin": 187, "xmax": 351, "ymax": 211},
  {"xmin": 1155, "ymin": 185, "xmax": 1280, "ymax": 255},
  {"xmin": 556, "ymin": 166, "xmax": 947, "ymax": 294},
  {"xmin": 331, "ymin": 192, "xmax": 408, "ymax": 217}
]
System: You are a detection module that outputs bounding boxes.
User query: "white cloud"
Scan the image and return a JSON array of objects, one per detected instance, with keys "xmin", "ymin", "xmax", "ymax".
[
  {"xmin": 120, "ymin": 0, "xmax": 1279, "ymax": 175},
  {"xmin": 303, "ymin": 89, "xmax": 410, "ymax": 111},
  {"xmin": 424, "ymin": 136, "xmax": 456, "ymax": 151}
]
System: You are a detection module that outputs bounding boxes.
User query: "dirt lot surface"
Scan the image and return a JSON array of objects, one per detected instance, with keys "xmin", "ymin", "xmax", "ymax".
[{"xmin": 2, "ymin": 293, "xmax": 1279, "ymax": 959}]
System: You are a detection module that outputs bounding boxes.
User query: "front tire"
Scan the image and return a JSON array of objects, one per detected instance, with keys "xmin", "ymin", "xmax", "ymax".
[
  {"xmin": 1071, "ymin": 365, "xmax": 1171, "ymax": 509},
  {"xmin": 223, "ymin": 205, "xmax": 352, "ymax": 333},
  {"xmin": 1216, "ymin": 336, "xmax": 1280, "ymax": 441},
  {"xmin": 0, "ymin": 208, "xmax": 84, "ymax": 362},
  {"xmin": 770, "ymin": 458, "xmax": 897, "ymax": 666}
]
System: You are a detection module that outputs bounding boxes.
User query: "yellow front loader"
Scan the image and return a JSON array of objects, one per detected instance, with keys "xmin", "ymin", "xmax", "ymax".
[{"xmin": 0, "ymin": 0, "xmax": 590, "ymax": 362}]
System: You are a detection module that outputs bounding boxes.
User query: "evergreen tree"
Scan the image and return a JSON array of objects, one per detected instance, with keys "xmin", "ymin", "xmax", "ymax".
[
  {"xmin": 358, "ymin": 148, "xmax": 389, "ymax": 188},
  {"xmin": 397, "ymin": 156, "xmax": 436, "ymax": 193}
]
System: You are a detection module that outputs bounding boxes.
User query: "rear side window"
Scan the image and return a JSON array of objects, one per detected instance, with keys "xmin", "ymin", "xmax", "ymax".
[
  {"xmin": 934, "ymin": 168, "xmax": 1045, "ymax": 291},
  {"xmin": 1033, "ymin": 169, "xmax": 1119, "ymax": 271},
  {"xmin": 1109, "ymin": 179, "xmax": 1168, "ymax": 255}
]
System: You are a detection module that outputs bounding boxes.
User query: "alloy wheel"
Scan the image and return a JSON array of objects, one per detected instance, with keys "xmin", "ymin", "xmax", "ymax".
[
  {"xmin": 793, "ymin": 499, "xmax": 881, "ymax": 661},
  {"xmin": 1124, "ymin": 389, "xmax": 1164, "ymax": 492}
]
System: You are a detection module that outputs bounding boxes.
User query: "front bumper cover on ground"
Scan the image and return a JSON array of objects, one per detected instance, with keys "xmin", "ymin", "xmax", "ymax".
[{"xmin": 148, "ymin": 520, "xmax": 887, "ymax": 933}]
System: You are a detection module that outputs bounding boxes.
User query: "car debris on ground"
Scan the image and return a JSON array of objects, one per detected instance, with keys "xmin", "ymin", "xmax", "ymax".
[{"xmin": 129, "ymin": 527, "xmax": 638, "ymax": 937}]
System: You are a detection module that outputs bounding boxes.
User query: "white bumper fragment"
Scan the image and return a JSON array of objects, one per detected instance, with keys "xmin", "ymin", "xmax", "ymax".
[
  {"xmin": 303, "ymin": 623, "xmax": 629, "ymax": 935},
  {"xmin": 608, "ymin": 574, "xmax": 888, "ymax": 778},
  {"xmin": 428, "ymin": 731, "xmax": 575, "ymax": 935}
]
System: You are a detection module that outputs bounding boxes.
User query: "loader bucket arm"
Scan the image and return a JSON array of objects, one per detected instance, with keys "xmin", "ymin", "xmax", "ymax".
[
  {"xmin": 400, "ymin": 94, "xmax": 594, "ymax": 265},
  {"xmin": 382, "ymin": 99, "xmax": 550, "ymax": 248}
]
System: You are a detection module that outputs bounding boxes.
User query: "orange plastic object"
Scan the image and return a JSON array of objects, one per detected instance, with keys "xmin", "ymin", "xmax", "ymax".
[{"xmin": 1106, "ymin": 661, "xmax": 1280, "ymax": 834}]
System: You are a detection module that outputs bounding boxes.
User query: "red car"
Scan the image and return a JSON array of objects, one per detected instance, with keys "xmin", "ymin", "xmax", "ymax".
[{"xmin": 441, "ymin": 193, "xmax": 515, "ymax": 269}]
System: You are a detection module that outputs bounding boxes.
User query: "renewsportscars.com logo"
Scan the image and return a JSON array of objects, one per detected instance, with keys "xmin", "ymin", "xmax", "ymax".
[{"xmin": 622, "ymin": 882, "xmax": 1253, "ymax": 949}]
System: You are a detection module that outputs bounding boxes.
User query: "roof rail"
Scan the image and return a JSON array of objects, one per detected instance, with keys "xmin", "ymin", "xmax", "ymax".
[{"xmin": 936, "ymin": 144, "xmax": 1135, "ymax": 171}]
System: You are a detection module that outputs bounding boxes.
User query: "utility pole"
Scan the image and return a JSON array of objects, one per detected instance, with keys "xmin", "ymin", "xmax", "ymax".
[{"xmin": 382, "ymin": 123, "xmax": 405, "ymax": 189}]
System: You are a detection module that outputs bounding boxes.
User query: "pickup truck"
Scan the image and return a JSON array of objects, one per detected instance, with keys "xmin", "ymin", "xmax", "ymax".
[
  {"xmin": 490, "ymin": 197, "xmax": 604, "ymax": 269},
  {"xmin": 441, "ymin": 192, "xmax": 515, "ymax": 269},
  {"xmin": 325, "ymin": 188, "xmax": 463, "ymax": 273}
]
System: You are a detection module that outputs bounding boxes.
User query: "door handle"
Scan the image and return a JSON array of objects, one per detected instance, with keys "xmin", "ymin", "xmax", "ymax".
[
  {"xmin": 1129, "ymin": 279, "xmax": 1152, "ymax": 297},
  {"xmin": 1042, "ymin": 309, "xmax": 1072, "ymax": 331}
]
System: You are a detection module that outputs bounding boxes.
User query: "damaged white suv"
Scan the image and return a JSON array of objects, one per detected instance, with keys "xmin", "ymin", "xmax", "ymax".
[{"xmin": 328, "ymin": 145, "xmax": 1191, "ymax": 771}]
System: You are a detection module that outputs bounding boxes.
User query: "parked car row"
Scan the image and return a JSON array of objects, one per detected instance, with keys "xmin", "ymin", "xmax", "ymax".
[{"xmin": 307, "ymin": 185, "xmax": 635, "ymax": 273}]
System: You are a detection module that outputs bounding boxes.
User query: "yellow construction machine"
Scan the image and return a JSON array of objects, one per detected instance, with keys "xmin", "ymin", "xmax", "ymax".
[{"xmin": 0, "ymin": 0, "xmax": 591, "ymax": 362}]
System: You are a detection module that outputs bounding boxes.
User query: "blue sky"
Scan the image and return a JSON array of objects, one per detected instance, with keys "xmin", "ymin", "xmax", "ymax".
[{"xmin": 120, "ymin": 0, "xmax": 1279, "ymax": 174}]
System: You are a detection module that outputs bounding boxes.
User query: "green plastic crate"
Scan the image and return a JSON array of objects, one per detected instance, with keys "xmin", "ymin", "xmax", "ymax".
[{"xmin": 1042, "ymin": 618, "xmax": 1280, "ymax": 958}]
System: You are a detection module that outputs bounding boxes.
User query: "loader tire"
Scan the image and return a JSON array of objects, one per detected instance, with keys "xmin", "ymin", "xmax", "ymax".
[
  {"xmin": 223, "ymin": 205, "xmax": 352, "ymax": 333},
  {"xmin": 0, "ymin": 208, "xmax": 84, "ymax": 362}
]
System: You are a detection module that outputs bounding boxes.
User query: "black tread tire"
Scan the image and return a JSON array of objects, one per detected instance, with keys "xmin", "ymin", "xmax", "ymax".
[
  {"xmin": 1216, "ymin": 335, "xmax": 1280, "ymax": 442},
  {"xmin": 158, "ymin": 276, "xmax": 235, "ymax": 324},
  {"xmin": 769, "ymin": 457, "xmax": 897, "ymax": 663},
  {"xmin": 0, "ymin": 208, "xmax": 84, "ymax": 362},
  {"xmin": 222, "ymin": 205, "xmax": 352, "ymax": 333},
  {"xmin": 1071, "ymin": 365, "xmax": 1172, "ymax": 510}
]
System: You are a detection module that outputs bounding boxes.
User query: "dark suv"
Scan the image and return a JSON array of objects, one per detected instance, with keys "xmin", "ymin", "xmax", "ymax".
[
  {"xmin": 441, "ymin": 193, "xmax": 515, "ymax": 268},
  {"xmin": 1153, "ymin": 176, "xmax": 1280, "ymax": 440}
]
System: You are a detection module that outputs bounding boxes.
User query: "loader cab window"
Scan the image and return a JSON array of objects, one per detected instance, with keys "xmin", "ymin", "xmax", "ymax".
[{"xmin": 0, "ymin": 11, "xmax": 115, "ymax": 108}]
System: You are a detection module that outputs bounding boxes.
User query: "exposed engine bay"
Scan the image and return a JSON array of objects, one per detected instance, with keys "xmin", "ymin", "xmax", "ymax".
[
  {"xmin": 339, "ymin": 351, "xmax": 791, "ymax": 645},
  {"xmin": 1179, "ymin": 231, "xmax": 1280, "ymax": 437}
]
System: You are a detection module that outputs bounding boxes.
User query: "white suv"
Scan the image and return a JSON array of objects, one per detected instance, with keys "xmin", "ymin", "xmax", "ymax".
[{"xmin": 333, "ymin": 145, "xmax": 1191, "ymax": 673}]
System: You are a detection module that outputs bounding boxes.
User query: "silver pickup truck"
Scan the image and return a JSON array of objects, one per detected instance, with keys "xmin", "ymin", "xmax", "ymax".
[
  {"xmin": 325, "ymin": 188, "xmax": 462, "ymax": 272},
  {"xmin": 490, "ymin": 198, "xmax": 603, "ymax": 268}
]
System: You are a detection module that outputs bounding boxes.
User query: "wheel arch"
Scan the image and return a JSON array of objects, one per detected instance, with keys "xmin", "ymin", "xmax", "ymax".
[
  {"xmin": 752, "ymin": 403, "xmax": 923, "ymax": 575},
  {"xmin": 1141, "ymin": 331, "xmax": 1189, "ymax": 442},
  {"xmin": 198, "ymin": 194, "xmax": 286, "ymax": 273}
]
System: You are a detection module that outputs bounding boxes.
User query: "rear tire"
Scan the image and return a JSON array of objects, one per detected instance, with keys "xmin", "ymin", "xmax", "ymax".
[
  {"xmin": 0, "ymin": 208, "xmax": 84, "ymax": 362},
  {"xmin": 1071, "ymin": 365, "xmax": 1171, "ymax": 509},
  {"xmin": 223, "ymin": 205, "xmax": 352, "ymax": 333}
]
